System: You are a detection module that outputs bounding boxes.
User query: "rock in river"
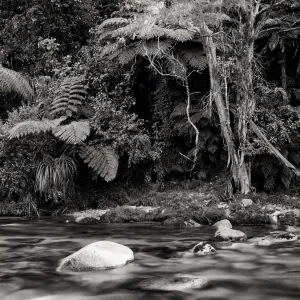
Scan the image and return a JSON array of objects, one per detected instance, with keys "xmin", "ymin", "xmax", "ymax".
[
  {"xmin": 254, "ymin": 232, "xmax": 297, "ymax": 247},
  {"xmin": 215, "ymin": 227, "xmax": 247, "ymax": 242},
  {"xmin": 134, "ymin": 276, "xmax": 209, "ymax": 291},
  {"xmin": 183, "ymin": 242, "xmax": 216, "ymax": 257},
  {"xmin": 213, "ymin": 219, "xmax": 232, "ymax": 229},
  {"xmin": 57, "ymin": 241, "xmax": 134, "ymax": 272}
]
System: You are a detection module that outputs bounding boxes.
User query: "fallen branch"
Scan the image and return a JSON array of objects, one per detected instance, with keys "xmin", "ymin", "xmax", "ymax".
[{"xmin": 250, "ymin": 120, "xmax": 300, "ymax": 176}]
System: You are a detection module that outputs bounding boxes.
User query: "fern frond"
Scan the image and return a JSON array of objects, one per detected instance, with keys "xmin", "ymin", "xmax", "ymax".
[
  {"xmin": 53, "ymin": 120, "xmax": 90, "ymax": 144},
  {"xmin": 0, "ymin": 66, "xmax": 34, "ymax": 100},
  {"xmin": 117, "ymin": 47, "xmax": 138, "ymax": 64},
  {"xmin": 98, "ymin": 18, "xmax": 130, "ymax": 30},
  {"xmin": 50, "ymin": 77, "xmax": 87, "ymax": 117},
  {"xmin": 137, "ymin": 25, "xmax": 167, "ymax": 40},
  {"xmin": 80, "ymin": 145, "xmax": 119, "ymax": 182},
  {"xmin": 264, "ymin": 18, "xmax": 283, "ymax": 26},
  {"xmin": 110, "ymin": 23, "xmax": 140, "ymax": 39},
  {"xmin": 179, "ymin": 48, "xmax": 208, "ymax": 70},
  {"xmin": 164, "ymin": 28, "xmax": 195, "ymax": 42},
  {"xmin": 100, "ymin": 42, "xmax": 123, "ymax": 58},
  {"xmin": 8, "ymin": 117, "xmax": 65, "ymax": 139},
  {"xmin": 134, "ymin": 39, "xmax": 174, "ymax": 58}
]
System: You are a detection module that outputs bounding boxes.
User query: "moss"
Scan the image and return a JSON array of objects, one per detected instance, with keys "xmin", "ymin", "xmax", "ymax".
[
  {"xmin": 228, "ymin": 203, "xmax": 270, "ymax": 225},
  {"xmin": 193, "ymin": 206, "xmax": 226, "ymax": 224},
  {"xmin": 101, "ymin": 207, "xmax": 150, "ymax": 223},
  {"xmin": 278, "ymin": 212, "xmax": 298, "ymax": 226}
]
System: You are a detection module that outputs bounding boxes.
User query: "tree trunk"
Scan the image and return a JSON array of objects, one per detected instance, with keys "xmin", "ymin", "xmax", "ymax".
[{"xmin": 201, "ymin": 24, "xmax": 251, "ymax": 194}]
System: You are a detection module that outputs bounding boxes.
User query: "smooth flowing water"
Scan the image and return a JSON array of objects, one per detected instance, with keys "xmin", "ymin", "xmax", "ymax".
[{"xmin": 0, "ymin": 218, "xmax": 300, "ymax": 300}]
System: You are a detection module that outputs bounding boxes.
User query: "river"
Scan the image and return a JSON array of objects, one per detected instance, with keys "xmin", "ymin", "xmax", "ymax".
[{"xmin": 0, "ymin": 218, "xmax": 299, "ymax": 300}]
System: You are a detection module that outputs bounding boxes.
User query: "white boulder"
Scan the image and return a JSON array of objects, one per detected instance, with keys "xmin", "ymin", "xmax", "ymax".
[
  {"xmin": 57, "ymin": 241, "xmax": 134, "ymax": 272},
  {"xmin": 215, "ymin": 227, "xmax": 247, "ymax": 242},
  {"xmin": 213, "ymin": 219, "xmax": 232, "ymax": 229}
]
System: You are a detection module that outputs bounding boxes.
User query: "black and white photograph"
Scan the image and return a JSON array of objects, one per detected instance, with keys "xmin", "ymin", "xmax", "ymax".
[{"xmin": 0, "ymin": 0, "xmax": 300, "ymax": 299}]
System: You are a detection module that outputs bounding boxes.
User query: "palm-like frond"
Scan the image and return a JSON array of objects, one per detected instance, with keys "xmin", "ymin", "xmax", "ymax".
[
  {"xmin": 0, "ymin": 66, "xmax": 34, "ymax": 100},
  {"xmin": 80, "ymin": 145, "xmax": 119, "ymax": 182},
  {"xmin": 8, "ymin": 117, "xmax": 65, "ymax": 139},
  {"xmin": 50, "ymin": 77, "xmax": 87, "ymax": 117},
  {"xmin": 98, "ymin": 18, "xmax": 130, "ymax": 30},
  {"xmin": 53, "ymin": 120, "xmax": 90, "ymax": 144},
  {"xmin": 179, "ymin": 47, "xmax": 208, "ymax": 70}
]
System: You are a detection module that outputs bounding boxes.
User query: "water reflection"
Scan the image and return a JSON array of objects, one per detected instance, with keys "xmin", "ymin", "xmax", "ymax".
[{"xmin": 0, "ymin": 218, "xmax": 299, "ymax": 299}]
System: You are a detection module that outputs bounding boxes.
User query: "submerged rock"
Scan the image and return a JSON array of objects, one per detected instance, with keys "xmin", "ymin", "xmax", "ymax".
[
  {"xmin": 184, "ymin": 219, "xmax": 202, "ymax": 227},
  {"xmin": 253, "ymin": 232, "xmax": 297, "ymax": 246},
  {"xmin": 213, "ymin": 219, "xmax": 232, "ymax": 229},
  {"xmin": 215, "ymin": 227, "xmax": 247, "ymax": 242},
  {"xmin": 134, "ymin": 276, "xmax": 209, "ymax": 291},
  {"xmin": 57, "ymin": 241, "xmax": 134, "ymax": 272},
  {"xmin": 75, "ymin": 216, "xmax": 100, "ymax": 224},
  {"xmin": 163, "ymin": 217, "xmax": 201, "ymax": 227},
  {"xmin": 286, "ymin": 226, "xmax": 299, "ymax": 233},
  {"xmin": 183, "ymin": 242, "xmax": 216, "ymax": 257}
]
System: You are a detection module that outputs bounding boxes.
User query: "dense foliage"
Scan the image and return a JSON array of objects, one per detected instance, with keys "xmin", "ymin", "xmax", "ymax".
[{"xmin": 1, "ymin": 0, "xmax": 300, "ymax": 214}]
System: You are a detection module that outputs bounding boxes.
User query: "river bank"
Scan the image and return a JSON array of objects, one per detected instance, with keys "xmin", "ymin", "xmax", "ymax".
[
  {"xmin": 67, "ymin": 187, "xmax": 300, "ymax": 227},
  {"xmin": 1, "ymin": 179, "xmax": 300, "ymax": 227}
]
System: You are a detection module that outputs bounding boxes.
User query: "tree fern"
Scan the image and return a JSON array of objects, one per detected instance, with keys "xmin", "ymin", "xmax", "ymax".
[
  {"xmin": 80, "ymin": 145, "xmax": 119, "ymax": 182},
  {"xmin": 50, "ymin": 77, "xmax": 87, "ymax": 117},
  {"xmin": 0, "ymin": 66, "xmax": 34, "ymax": 100},
  {"xmin": 53, "ymin": 120, "xmax": 91, "ymax": 144},
  {"xmin": 8, "ymin": 117, "xmax": 65, "ymax": 139}
]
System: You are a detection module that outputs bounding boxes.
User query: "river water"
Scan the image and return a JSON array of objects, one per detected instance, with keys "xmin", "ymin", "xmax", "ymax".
[{"xmin": 0, "ymin": 218, "xmax": 300, "ymax": 300}]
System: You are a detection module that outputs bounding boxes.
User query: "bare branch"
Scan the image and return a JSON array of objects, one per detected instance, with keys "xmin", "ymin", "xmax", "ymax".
[{"xmin": 250, "ymin": 121, "xmax": 300, "ymax": 176}]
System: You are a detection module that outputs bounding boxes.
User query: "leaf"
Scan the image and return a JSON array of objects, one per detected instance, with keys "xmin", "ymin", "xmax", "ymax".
[
  {"xmin": 0, "ymin": 66, "xmax": 34, "ymax": 100},
  {"xmin": 80, "ymin": 145, "xmax": 119, "ymax": 182},
  {"xmin": 8, "ymin": 117, "xmax": 65, "ymax": 139},
  {"xmin": 50, "ymin": 77, "xmax": 87, "ymax": 117},
  {"xmin": 53, "ymin": 120, "xmax": 90, "ymax": 144},
  {"xmin": 180, "ymin": 48, "xmax": 208, "ymax": 70},
  {"xmin": 98, "ymin": 18, "xmax": 130, "ymax": 30}
]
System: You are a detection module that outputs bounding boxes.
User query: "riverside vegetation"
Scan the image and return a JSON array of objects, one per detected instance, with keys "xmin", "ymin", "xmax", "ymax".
[{"xmin": 1, "ymin": 0, "xmax": 300, "ymax": 226}]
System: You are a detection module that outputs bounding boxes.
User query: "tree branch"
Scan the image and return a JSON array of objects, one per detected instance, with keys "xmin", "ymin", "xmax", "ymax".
[{"xmin": 250, "ymin": 121, "xmax": 300, "ymax": 176}]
